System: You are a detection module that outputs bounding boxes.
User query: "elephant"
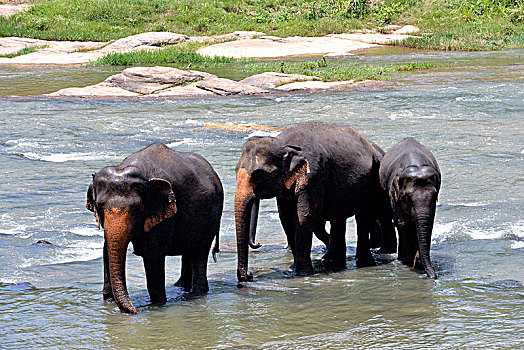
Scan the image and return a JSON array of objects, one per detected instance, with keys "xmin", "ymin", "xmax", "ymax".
[
  {"xmin": 86, "ymin": 143, "xmax": 223, "ymax": 314},
  {"xmin": 379, "ymin": 137, "xmax": 441, "ymax": 279},
  {"xmin": 234, "ymin": 121, "xmax": 397, "ymax": 282}
]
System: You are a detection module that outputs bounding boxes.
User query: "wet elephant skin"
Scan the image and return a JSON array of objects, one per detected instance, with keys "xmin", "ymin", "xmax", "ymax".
[
  {"xmin": 234, "ymin": 121, "xmax": 396, "ymax": 282},
  {"xmin": 379, "ymin": 137, "xmax": 441, "ymax": 279},
  {"xmin": 87, "ymin": 143, "xmax": 223, "ymax": 313}
]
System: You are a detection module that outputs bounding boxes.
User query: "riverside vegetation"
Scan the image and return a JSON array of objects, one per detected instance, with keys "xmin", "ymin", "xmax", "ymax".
[{"xmin": 0, "ymin": 0, "xmax": 522, "ymax": 82}]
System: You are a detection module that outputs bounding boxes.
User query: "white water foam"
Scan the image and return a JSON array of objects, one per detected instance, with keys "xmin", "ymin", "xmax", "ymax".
[
  {"xmin": 185, "ymin": 119, "xmax": 201, "ymax": 126},
  {"xmin": 22, "ymin": 152, "xmax": 115, "ymax": 163},
  {"xmin": 0, "ymin": 224, "xmax": 28, "ymax": 236},
  {"xmin": 69, "ymin": 226, "xmax": 103, "ymax": 237},
  {"xmin": 246, "ymin": 130, "xmax": 281, "ymax": 138},
  {"xmin": 0, "ymin": 214, "xmax": 29, "ymax": 236},
  {"xmin": 388, "ymin": 110, "xmax": 413, "ymax": 120},
  {"xmin": 20, "ymin": 240, "xmax": 104, "ymax": 268},
  {"xmin": 510, "ymin": 241, "xmax": 524, "ymax": 249},
  {"xmin": 448, "ymin": 201, "xmax": 491, "ymax": 207},
  {"xmin": 510, "ymin": 221, "xmax": 524, "ymax": 239},
  {"xmin": 167, "ymin": 138, "xmax": 206, "ymax": 147}
]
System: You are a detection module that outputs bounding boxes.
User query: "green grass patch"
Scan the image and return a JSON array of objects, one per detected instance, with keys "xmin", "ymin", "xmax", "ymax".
[
  {"xmin": 0, "ymin": 45, "xmax": 45, "ymax": 58},
  {"xmin": 236, "ymin": 59, "xmax": 443, "ymax": 82},
  {"xmin": 92, "ymin": 42, "xmax": 241, "ymax": 66}
]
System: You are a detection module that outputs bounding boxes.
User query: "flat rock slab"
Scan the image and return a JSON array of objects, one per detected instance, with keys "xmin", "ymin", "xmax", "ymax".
[
  {"xmin": 0, "ymin": 31, "xmax": 263, "ymax": 65},
  {"xmin": 198, "ymin": 122, "xmax": 285, "ymax": 132},
  {"xmin": 197, "ymin": 35, "xmax": 380, "ymax": 59},
  {"xmin": 47, "ymin": 66, "xmax": 268, "ymax": 98},
  {"xmin": 0, "ymin": 4, "xmax": 31, "ymax": 18},
  {"xmin": 195, "ymin": 77, "xmax": 268, "ymax": 96},
  {"xmin": 47, "ymin": 82, "xmax": 140, "ymax": 98},
  {"xmin": 326, "ymin": 33, "xmax": 415, "ymax": 45},
  {"xmin": 240, "ymin": 72, "xmax": 318, "ymax": 89},
  {"xmin": 100, "ymin": 32, "xmax": 189, "ymax": 53},
  {"xmin": 0, "ymin": 26, "xmax": 418, "ymax": 64},
  {"xmin": 190, "ymin": 31, "xmax": 265, "ymax": 43},
  {"xmin": 107, "ymin": 66, "xmax": 215, "ymax": 94}
]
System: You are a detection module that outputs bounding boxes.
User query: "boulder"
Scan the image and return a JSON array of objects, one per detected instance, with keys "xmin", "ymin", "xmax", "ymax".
[
  {"xmin": 240, "ymin": 72, "xmax": 318, "ymax": 89},
  {"xmin": 107, "ymin": 66, "xmax": 215, "ymax": 94},
  {"xmin": 195, "ymin": 77, "xmax": 268, "ymax": 96}
]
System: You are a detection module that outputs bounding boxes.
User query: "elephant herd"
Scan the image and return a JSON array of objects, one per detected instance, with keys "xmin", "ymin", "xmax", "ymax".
[{"xmin": 86, "ymin": 121, "xmax": 441, "ymax": 314}]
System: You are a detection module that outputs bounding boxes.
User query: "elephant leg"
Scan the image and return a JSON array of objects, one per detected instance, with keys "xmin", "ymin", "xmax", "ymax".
[
  {"xmin": 369, "ymin": 220, "xmax": 382, "ymax": 249},
  {"xmin": 190, "ymin": 250, "xmax": 209, "ymax": 294},
  {"xmin": 397, "ymin": 225, "xmax": 410, "ymax": 265},
  {"xmin": 355, "ymin": 215, "xmax": 376, "ymax": 267},
  {"xmin": 277, "ymin": 197, "xmax": 297, "ymax": 259},
  {"xmin": 314, "ymin": 222, "xmax": 330, "ymax": 248},
  {"xmin": 174, "ymin": 254, "xmax": 192, "ymax": 292},
  {"xmin": 293, "ymin": 193, "xmax": 319, "ymax": 276},
  {"xmin": 143, "ymin": 254, "xmax": 167, "ymax": 304},
  {"xmin": 102, "ymin": 241, "xmax": 114, "ymax": 302},
  {"xmin": 321, "ymin": 218, "xmax": 347, "ymax": 270},
  {"xmin": 378, "ymin": 217, "xmax": 397, "ymax": 254}
]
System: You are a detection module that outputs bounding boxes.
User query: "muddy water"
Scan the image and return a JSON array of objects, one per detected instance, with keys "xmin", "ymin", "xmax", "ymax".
[{"xmin": 0, "ymin": 49, "xmax": 523, "ymax": 349}]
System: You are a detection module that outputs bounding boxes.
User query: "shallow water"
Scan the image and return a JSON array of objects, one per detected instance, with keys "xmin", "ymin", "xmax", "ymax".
[{"xmin": 0, "ymin": 49, "xmax": 523, "ymax": 349}]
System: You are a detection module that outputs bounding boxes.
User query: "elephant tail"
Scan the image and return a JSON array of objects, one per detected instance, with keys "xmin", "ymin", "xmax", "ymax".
[{"xmin": 212, "ymin": 231, "xmax": 220, "ymax": 263}]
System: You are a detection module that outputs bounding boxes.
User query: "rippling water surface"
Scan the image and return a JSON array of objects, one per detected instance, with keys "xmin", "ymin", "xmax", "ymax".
[{"xmin": 0, "ymin": 49, "xmax": 523, "ymax": 349}]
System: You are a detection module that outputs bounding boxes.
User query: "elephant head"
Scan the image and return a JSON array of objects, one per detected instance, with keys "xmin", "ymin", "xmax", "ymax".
[
  {"xmin": 86, "ymin": 166, "xmax": 177, "ymax": 314},
  {"xmin": 234, "ymin": 137, "xmax": 309, "ymax": 282},
  {"xmin": 393, "ymin": 165, "xmax": 440, "ymax": 279}
]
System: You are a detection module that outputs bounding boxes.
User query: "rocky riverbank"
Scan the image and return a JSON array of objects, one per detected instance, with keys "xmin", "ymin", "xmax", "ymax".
[
  {"xmin": 0, "ymin": 26, "xmax": 419, "ymax": 65},
  {"xmin": 46, "ymin": 66, "xmax": 377, "ymax": 98}
]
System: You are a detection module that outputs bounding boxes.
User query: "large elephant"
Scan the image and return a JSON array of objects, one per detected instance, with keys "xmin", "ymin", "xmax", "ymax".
[
  {"xmin": 87, "ymin": 143, "xmax": 223, "ymax": 314},
  {"xmin": 379, "ymin": 137, "xmax": 441, "ymax": 279},
  {"xmin": 234, "ymin": 122, "xmax": 396, "ymax": 282}
]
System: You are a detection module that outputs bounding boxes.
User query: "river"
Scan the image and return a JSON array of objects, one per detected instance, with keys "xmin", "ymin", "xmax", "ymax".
[{"xmin": 0, "ymin": 49, "xmax": 523, "ymax": 349}]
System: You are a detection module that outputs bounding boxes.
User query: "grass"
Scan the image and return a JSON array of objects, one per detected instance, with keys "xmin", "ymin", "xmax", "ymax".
[
  {"xmin": 92, "ymin": 41, "xmax": 240, "ymax": 66},
  {"xmin": 0, "ymin": 45, "xmax": 44, "ymax": 58},
  {"xmin": 0, "ymin": 0, "xmax": 522, "ymax": 51},
  {"xmin": 236, "ymin": 59, "xmax": 443, "ymax": 82}
]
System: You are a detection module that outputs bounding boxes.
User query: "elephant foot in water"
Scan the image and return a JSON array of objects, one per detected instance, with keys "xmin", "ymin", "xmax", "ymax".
[
  {"xmin": 174, "ymin": 276, "xmax": 192, "ymax": 292},
  {"xmin": 288, "ymin": 262, "xmax": 314, "ymax": 276},
  {"xmin": 320, "ymin": 249, "xmax": 347, "ymax": 271},
  {"xmin": 355, "ymin": 252, "xmax": 376, "ymax": 268}
]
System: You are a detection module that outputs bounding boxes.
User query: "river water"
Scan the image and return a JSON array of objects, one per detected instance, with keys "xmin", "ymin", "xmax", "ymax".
[{"xmin": 0, "ymin": 49, "xmax": 523, "ymax": 349}]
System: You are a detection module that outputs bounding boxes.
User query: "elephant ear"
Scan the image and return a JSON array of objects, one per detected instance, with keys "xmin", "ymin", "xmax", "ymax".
[
  {"xmin": 282, "ymin": 145, "xmax": 310, "ymax": 190},
  {"xmin": 391, "ymin": 170, "xmax": 405, "ymax": 227},
  {"xmin": 86, "ymin": 176, "xmax": 102, "ymax": 229},
  {"xmin": 143, "ymin": 178, "xmax": 177, "ymax": 233}
]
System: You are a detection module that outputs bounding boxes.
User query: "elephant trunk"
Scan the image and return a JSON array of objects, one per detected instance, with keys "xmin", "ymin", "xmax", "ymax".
[
  {"xmin": 235, "ymin": 169, "xmax": 255, "ymax": 282},
  {"xmin": 104, "ymin": 208, "xmax": 137, "ymax": 314},
  {"xmin": 414, "ymin": 209, "xmax": 437, "ymax": 279},
  {"xmin": 249, "ymin": 198, "xmax": 261, "ymax": 249}
]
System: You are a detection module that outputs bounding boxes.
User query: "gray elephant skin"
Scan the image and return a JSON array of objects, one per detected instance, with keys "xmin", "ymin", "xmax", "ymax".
[
  {"xmin": 379, "ymin": 137, "xmax": 441, "ymax": 279},
  {"xmin": 87, "ymin": 143, "xmax": 223, "ymax": 313},
  {"xmin": 234, "ymin": 121, "xmax": 396, "ymax": 282}
]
